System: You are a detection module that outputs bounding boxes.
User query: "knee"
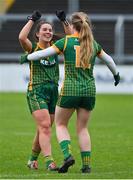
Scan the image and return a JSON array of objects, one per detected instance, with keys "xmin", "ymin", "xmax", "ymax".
[
  {"xmin": 37, "ymin": 117, "xmax": 51, "ymax": 135},
  {"xmin": 33, "ymin": 112, "xmax": 51, "ymax": 135},
  {"xmin": 55, "ymin": 118, "xmax": 66, "ymax": 127},
  {"xmin": 76, "ymin": 125, "xmax": 87, "ymax": 135},
  {"xmin": 39, "ymin": 122, "xmax": 51, "ymax": 135}
]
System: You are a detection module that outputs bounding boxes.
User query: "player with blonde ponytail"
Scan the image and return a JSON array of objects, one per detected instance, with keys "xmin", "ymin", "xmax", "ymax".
[
  {"xmin": 72, "ymin": 12, "xmax": 94, "ymax": 69},
  {"xmin": 21, "ymin": 11, "xmax": 120, "ymax": 173}
]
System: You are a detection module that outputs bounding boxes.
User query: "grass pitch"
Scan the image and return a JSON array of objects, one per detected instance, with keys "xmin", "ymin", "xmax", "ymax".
[{"xmin": 0, "ymin": 93, "xmax": 133, "ymax": 179}]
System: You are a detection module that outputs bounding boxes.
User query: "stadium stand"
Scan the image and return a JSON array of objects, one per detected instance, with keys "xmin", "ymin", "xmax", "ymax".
[
  {"xmin": 0, "ymin": 20, "xmax": 25, "ymax": 53},
  {"xmin": 0, "ymin": 0, "xmax": 15, "ymax": 13},
  {"xmin": 79, "ymin": 0, "xmax": 133, "ymax": 14},
  {"xmin": 125, "ymin": 22, "xmax": 133, "ymax": 54},
  {"xmin": 0, "ymin": 0, "xmax": 133, "ymax": 63},
  {"xmin": 7, "ymin": 0, "xmax": 68, "ymax": 14}
]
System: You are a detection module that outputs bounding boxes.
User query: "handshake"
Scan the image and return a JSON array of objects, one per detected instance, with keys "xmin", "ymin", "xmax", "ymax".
[{"xmin": 27, "ymin": 10, "xmax": 68, "ymax": 25}]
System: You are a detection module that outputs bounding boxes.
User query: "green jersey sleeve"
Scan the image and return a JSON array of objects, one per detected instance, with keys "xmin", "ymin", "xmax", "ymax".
[
  {"xmin": 52, "ymin": 37, "xmax": 66, "ymax": 53},
  {"xmin": 94, "ymin": 40, "xmax": 102, "ymax": 55}
]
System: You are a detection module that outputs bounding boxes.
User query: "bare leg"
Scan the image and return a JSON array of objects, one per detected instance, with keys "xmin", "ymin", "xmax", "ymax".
[
  {"xmin": 55, "ymin": 106, "xmax": 75, "ymax": 173},
  {"xmin": 76, "ymin": 108, "xmax": 91, "ymax": 151},
  {"xmin": 32, "ymin": 129, "xmax": 41, "ymax": 152},
  {"xmin": 31, "ymin": 113, "xmax": 55, "ymax": 157},
  {"xmin": 32, "ymin": 109, "xmax": 51, "ymax": 156},
  {"xmin": 76, "ymin": 108, "xmax": 92, "ymax": 173},
  {"xmin": 55, "ymin": 106, "xmax": 74, "ymax": 142}
]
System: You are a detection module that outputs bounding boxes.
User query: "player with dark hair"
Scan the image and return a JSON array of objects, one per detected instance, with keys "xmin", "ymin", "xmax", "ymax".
[
  {"xmin": 19, "ymin": 10, "xmax": 62, "ymax": 171},
  {"xmin": 21, "ymin": 11, "xmax": 120, "ymax": 173}
]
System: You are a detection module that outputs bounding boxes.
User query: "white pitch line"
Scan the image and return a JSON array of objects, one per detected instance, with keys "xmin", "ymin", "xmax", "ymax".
[{"xmin": 0, "ymin": 170, "xmax": 133, "ymax": 178}]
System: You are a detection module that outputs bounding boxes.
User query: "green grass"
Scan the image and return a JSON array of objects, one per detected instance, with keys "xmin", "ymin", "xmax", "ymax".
[{"xmin": 0, "ymin": 93, "xmax": 133, "ymax": 179}]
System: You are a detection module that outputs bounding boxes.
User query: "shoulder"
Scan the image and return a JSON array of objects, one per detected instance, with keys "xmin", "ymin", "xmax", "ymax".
[{"xmin": 31, "ymin": 42, "xmax": 38, "ymax": 52}]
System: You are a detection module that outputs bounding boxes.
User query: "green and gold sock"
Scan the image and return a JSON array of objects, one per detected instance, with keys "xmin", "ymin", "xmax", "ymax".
[
  {"xmin": 29, "ymin": 150, "xmax": 40, "ymax": 161},
  {"xmin": 60, "ymin": 140, "xmax": 72, "ymax": 159},
  {"xmin": 45, "ymin": 155, "xmax": 54, "ymax": 169},
  {"xmin": 81, "ymin": 151, "xmax": 91, "ymax": 168}
]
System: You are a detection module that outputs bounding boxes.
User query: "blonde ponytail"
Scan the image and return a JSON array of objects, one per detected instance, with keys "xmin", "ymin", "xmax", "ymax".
[{"xmin": 71, "ymin": 12, "xmax": 94, "ymax": 69}]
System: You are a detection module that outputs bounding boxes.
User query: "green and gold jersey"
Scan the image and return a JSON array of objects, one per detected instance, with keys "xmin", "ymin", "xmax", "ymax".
[
  {"xmin": 53, "ymin": 33, "xmax": 102, "ymax": 97},
  {"xmin": 28, "ymin": 42, "xmax": 59, "ymax": 90}
]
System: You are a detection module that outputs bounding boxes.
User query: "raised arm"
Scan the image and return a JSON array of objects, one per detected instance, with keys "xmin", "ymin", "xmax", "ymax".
[
  {"xmin": 56, "ymin": 10, "xmax": 72, "ymax": 35},
  {"xmin": 18, "ymin": 10, "xmax": 41, "ymax": 52},
  {"xmin": 19, "ymin": 20, "xmax": 34, "ymax": 52},
  {"xmin": 98, "ymin": 50, "xmax": 120, "ymax": 86}
]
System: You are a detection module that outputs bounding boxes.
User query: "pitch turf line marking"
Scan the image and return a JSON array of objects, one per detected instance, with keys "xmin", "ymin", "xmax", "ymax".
[
  {"xmin": 1, "ymin": 171, "xmax": 133, "ymax": 178},
  {"xmin": 0, "ymin": 131, "xmax": 33, "ymax": 136}
]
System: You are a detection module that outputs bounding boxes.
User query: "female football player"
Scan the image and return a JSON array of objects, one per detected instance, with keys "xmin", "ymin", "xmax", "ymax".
[{"xmin": 21, "ymin": 11, "xmax": 120, "ymax": 173}]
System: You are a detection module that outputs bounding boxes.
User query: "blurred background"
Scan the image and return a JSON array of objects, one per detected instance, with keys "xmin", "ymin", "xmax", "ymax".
[
  {"xmin": 0, "ymin": 1, "xmax": 133, "ymax": 179},
  {"xmin": 0, "ymin": 0, "xmax": 133, "ymax": 93}
]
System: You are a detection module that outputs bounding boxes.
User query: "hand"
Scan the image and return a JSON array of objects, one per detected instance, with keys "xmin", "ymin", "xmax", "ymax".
[
  {"xmin": 114, "ymin": 72, "xmax": 120, "ymax": 86},
  {"xmin": 20, "ymin": 53, "xmax": 28, "ymax": 64},
  {"xmin": 56, "ymin": 10, "xmax": 66, "ymax": 21},
  {"xmin": 27, "ymin": 10, "xmax": 41, "ymax": 22}
]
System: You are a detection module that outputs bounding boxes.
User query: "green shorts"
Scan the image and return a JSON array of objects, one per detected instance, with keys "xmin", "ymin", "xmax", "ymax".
[
  {"xmin": 27, "ymin": 82, "xmax": 58, "ymax": 114},
  {"xmin": 57, "ymin": 96, "xmax": 95, "ymax": 111}
]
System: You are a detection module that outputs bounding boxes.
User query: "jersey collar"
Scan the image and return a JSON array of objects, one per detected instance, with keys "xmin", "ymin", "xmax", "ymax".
[
  {"xmin": 72, "ymin": 32, "xmax": 79, "ymax": 37},
  {"xmin": 37, "ymin": 42, "xmax": 50, "ymax": 49}
]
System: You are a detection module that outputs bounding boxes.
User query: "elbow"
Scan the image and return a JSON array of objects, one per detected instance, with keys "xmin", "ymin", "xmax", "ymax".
[
  {"xmin": 18, "ymin": 36, "xmax": 23, "ymax": 43},
  {"xmin": 18, "ymin": 34, "xmax": 26, "ymax": 43}
]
